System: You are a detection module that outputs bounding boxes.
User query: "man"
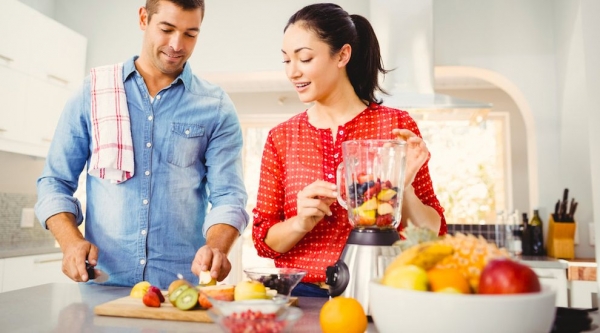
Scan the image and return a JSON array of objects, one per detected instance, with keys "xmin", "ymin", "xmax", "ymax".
[{"xmin": 34, "ymin": 0, "xmax": 249, "ymax": 289}]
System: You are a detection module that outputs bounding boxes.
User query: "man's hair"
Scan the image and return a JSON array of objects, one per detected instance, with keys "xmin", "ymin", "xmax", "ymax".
[{"xmin": 145, "ymin": 0, "xmax": 205, "ymax": 22}]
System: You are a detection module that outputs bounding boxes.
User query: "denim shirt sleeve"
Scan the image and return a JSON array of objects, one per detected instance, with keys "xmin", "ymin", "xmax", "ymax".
[
  {"xmin": 202, "ymin": 92, "xmax": 249, "ymax": 236},
  {"xmin": 34, "ymin": 79, "xmax": 90, "ymax": 228}
]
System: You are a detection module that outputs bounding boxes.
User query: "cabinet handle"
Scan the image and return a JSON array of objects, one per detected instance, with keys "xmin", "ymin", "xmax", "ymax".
[
  {"xmin": 33, "ymin": 256, "xmax": 63, "ymax": 264},
  {"xmin": 0, "ymin": 54, "xmax": 13, "ymax": 63},
  {"xmin": 47, "ymin": 74, "xmax": 69, "ymax": 85}
]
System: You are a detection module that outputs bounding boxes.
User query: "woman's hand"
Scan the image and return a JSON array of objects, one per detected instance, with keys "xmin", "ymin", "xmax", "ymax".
[
  {"xmin": 392, "ymin": 129, "xmax": 430, "ymax": 188},
  {"xmin": 294, "ymin": 180, "xmax": 338, "ymax": 233}
]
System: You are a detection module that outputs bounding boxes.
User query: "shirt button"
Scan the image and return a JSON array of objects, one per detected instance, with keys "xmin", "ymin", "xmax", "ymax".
[
  {"xmin": 327, "ymin": 174, "xmax": 334, "ymax": 179},
  {"xmin": 141, "ymin": 230, "xmax": 147, "ymax": 235},
  {"xmin": 147, "ymin": 115, "xmax": 153, "ymax": 121},
  {"xmin": 156, "ymin": 95, "xmax": 161, "ymax": 100},
  {"xmin": 145, "ymin": 170, "xmax": 150, "ymax": 176},
  {"xmin": 339, "ymin": 130, "xmax": 344, "ymax": 135},
  {"xmin": 334, "ymin": 153, "xmax": 339, "ymax": 158},
  {"xmin": 146, "ymin": 142, "xmax": 152, "ymax": 148},
  {"xmin": 142, "ymin": 199, "xmax": 148, "ymax": 205},
  {"xmin": 140, "ymin": 259, "xmax": 146, "ymax": 265},
  {"xmin": 185, "ymin": 129, "xmax": 190, "ymax": 135}
]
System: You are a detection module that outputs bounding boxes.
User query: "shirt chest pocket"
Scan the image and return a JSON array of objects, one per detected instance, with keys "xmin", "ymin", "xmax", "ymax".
[{"xmin": 168, "ymin": 123, "xmax": 206, "ymax": 167}]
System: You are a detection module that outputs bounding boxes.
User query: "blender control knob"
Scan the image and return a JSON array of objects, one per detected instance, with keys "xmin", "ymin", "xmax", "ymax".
[{"xmin": 325, "ymin": 260, "xmax": 349, "ymax": 297}]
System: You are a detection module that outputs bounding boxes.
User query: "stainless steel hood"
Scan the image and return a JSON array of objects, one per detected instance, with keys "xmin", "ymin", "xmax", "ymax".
[{"xmin": 369, "ymin": 0, "xmax": 492, "ymax": 116}]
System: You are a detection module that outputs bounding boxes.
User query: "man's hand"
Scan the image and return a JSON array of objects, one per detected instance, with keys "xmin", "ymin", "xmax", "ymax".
[
  {"xmin": 47, "ymin": 212, "xmax": 98, "ymax": 282},
  {"xmin": 191, "ymin": 224, "xmax": 239, "ymax": 282},
  {"xmin": 191, "ymin": 245, "xmax": 232, "ymax": 282}
]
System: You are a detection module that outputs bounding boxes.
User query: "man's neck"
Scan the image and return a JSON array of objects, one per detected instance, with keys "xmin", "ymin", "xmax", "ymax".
[{"xmin": 134, "ymin": 58, "xmax": 181, "ymax": 97}]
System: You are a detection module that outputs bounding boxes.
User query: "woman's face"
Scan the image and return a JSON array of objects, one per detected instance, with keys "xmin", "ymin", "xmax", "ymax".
[{"xmin": 282, "ymin": 23, "xmax": 346, "ymax": 104}]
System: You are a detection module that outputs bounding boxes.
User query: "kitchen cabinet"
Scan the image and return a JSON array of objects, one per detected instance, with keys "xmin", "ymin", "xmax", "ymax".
[
  {"xmin": 2, "ymin": 253, "xmax": 74, "ymax": 293},
  {"xmin": 0, "ymin": 0, "xmax": 86, "ymax": 158}
]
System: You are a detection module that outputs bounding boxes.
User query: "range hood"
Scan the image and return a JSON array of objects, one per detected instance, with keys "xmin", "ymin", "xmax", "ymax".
[{"xmin": 369, "ymin": 0, "xmax": 492, "ymax": 118}]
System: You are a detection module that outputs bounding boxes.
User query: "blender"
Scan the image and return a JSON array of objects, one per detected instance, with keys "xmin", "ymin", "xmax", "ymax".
[{"xmin": 325, "ymin": 139, "xmax": 407, "ymax": 315}]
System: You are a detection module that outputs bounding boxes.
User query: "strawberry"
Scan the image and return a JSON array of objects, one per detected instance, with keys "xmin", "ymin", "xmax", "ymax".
[
  {"xmin": 363, "ymin": 182, "xmax": 381, "ymax": 200},
  {"xmin": 376, "ymin": 214, "xmax": 393, "ymax": 227},
  {"xmin": 143, "ymin": 289, "xmax": 162, "ymax": 307},
  {"xmin": 357, "ymin": 173, "xmax": 374, "ymax": 184},
  {"xmin": 148, "ymin": 285, "xmax": 165, "ymax": 303}
]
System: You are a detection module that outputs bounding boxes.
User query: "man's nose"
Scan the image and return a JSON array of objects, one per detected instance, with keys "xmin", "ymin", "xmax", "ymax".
[{"xmin": 169, "ymin": 34, "xmax": 184, "ymax": 52}]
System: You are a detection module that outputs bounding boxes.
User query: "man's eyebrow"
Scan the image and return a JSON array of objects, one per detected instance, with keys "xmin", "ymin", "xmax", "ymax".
[
  {"xmin": 281, "ymin": 47, "xmax": 313, "ymax": 55},
  {"xmin": 158, "ymin": 21, "xmax": 199, "ymax": 32}
]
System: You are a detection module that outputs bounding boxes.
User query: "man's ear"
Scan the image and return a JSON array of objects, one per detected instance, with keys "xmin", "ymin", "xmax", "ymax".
[
  {"xmin": 139, "ymin": 6, "xmax": 148, "ymax": 30},
  {"xmin": 338, "ymin": 44, "xmax": 352, "ymax": 68}
]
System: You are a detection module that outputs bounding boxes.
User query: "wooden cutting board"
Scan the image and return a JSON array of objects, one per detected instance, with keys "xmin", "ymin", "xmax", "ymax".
[
  {"xmin": 94, "ymin": 295, "xmax": 299, "ymax": 323},
  {"xmin": 94, "ymin": 295, "xmax": 213, "ymax": 322}
]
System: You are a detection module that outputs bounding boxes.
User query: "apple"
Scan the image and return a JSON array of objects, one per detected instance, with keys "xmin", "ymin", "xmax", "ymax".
[
  {"xmin": 197, "ymin": 285, "xmax": 235, "ymax": 309},
  {"xmin": 381, "ymin": 264, "xmax": 428, "ymax": 291},
  {"xmin": 130, "ymin": 281, "xmax": 151, "ymax": 298},
  {"xmin": 478, "ymin": 258, "xmax": 541, "ymax": 294},
  {"xmin": 198, "ymin": 270, "xmax": 217, "ymax": 286},
  {"xmin": 234, "ymin": 280, "xmax": 268, "ymax": 301}
]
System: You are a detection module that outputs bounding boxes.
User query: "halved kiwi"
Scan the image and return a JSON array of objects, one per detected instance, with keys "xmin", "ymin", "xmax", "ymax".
[
  {"xmin": 168, "ymin": 284, "xmax": 190, "ymax": 306},
  {"xmin": 175, "ymin": 287, "xmax": 199, "ymax": 311}
]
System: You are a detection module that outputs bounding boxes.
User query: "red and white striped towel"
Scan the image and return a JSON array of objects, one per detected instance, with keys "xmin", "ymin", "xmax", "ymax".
[{"xmin": 88, "ymin": 63, "xmax": 134, "ymax": 183}]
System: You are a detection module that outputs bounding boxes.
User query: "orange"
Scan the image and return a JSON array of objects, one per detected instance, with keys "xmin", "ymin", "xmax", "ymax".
[
  {"xmin": 320, "ymin": 296, "xmax": 367, "ymax": 333},
  {"xmin": 426, "ymin": 267, "xmax": 472, "ymax": 294}
]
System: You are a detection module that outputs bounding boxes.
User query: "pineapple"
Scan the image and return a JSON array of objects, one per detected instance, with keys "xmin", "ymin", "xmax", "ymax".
[
  {"xmin": 394, "ymin": 223, "xmax": 442, "ymax": 251},
  {"xmin": 434, "ymin": 233, "xmax": 509, "ymax": 291}
]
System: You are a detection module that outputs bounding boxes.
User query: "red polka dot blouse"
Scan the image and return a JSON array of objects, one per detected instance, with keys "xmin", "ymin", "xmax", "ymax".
[{"xmin": 252, "ymin": 103, "xmax": 447, "ymax": 283}]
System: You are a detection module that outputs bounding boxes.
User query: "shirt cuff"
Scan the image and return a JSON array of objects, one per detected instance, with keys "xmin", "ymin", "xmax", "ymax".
[
  {"xmin": 34, "ymin": 196, "xmax": 83, "ymax": 229},
  {"xmin": 203, "ymin": 204, "xmax": 249, "ymax": 237}
]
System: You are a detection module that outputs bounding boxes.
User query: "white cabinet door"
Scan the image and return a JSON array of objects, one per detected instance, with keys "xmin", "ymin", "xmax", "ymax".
[
  {"xmin": 0, "ymin": 65, "xmax": 27, "ymax": 142},
  {"xmin": 33, "ymin": 13, "xmax": 87, "ymax": 89},
  {"xmin": 25, "ymin": 76, "xmax": 73, "ymax": 146},
  {"xmin": 532, "ymin": 267, "xmax": 569, "ymax": 307},
  {"xmin": 0, "ymin": 0, "xmax": 36, "ymax": 73},
  {"xmin": 2, "ymin": 253, "xmax": 74, "ymax": 293}
]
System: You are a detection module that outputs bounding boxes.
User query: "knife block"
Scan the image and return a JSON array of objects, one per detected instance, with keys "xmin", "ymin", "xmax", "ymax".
[{"xmin": 547, "ymin": 214, "xmax": 575, "ymax": 259}]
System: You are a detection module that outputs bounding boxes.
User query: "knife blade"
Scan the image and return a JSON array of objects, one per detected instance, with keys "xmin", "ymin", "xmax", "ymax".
[{"xmin": 86, "ymin": 261, "xmax": 109, "ymax": 283}]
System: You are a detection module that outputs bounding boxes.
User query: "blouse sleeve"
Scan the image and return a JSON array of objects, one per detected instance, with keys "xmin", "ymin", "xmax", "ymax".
[
  {"xmin": 402, "ymin": 114, "xmax": 448, "ymax": 235},
  {"xmin": 251, "ymin": 133, "xmax": 286, "ymax": 258}
]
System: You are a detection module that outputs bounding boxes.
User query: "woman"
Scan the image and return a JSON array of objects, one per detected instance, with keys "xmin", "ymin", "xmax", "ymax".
[{"xmin": 252, "ymin": 3, "xmax": 447, "ymax": 297}]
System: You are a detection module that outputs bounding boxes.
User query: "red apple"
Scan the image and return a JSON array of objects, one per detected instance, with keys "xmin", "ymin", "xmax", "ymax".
[{"xmin": 478, "ymin": 258, "xmax": 541, "ymax": 294}]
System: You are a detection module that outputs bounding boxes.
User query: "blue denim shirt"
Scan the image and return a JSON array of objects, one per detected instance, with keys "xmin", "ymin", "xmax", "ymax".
[{"xmin": 35, "ymin": 57, "xmax": 249, "ymax": 289}]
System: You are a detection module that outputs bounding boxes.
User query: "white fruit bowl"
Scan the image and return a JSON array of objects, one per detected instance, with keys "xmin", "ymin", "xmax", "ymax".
[{"xmin": 369, "ymin": 279, "xmax": 556, "ymax": 333}]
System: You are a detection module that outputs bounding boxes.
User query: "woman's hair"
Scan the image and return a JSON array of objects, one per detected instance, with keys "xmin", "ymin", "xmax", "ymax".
[
  {"xmin": 145, "ymin": 0, "xmax": 205, "ymax": 22},
  {"xmin": 285, "ymin": 3, "xmax": 389, "ymax": 104}
]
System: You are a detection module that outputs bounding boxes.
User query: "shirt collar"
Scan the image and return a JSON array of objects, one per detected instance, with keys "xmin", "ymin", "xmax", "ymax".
[{"xmin": 122, "ymin": 56, "xmax": 193, "ymax": 88}]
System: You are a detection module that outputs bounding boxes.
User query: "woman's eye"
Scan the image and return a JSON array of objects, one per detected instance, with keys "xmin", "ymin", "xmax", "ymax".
[
  {"xmin": 282, "ymin": 60, "xmax": 290, "ymax": 64},
  {"xmin": 300, "ymin": 58, "xmax": 312, "ymax": 63}
]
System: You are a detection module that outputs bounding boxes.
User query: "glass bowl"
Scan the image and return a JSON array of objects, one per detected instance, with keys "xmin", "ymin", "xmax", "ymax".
[
  {"xmin": 206, "ymin": 298, "xmax": 303, "ymax": 333},
  {"xmin": 243, "ymin": 268, "xmax": 308, "ymax": 297}
]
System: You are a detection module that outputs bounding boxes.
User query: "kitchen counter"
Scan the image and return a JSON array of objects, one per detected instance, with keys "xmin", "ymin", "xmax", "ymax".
[
  {"xmin": 518, "ymin": 255, "xmax": 569, "ymax": 269},
  {"xmin": 0, "ymin": 283, "xmax": 379, "ymax": 332}
]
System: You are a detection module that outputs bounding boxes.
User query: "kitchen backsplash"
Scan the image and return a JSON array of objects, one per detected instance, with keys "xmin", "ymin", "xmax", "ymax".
[
  {"xmin": 0, "ymin": 192, "xmax": 56, "ymax": 247},
  {"xmin": 447, "ymin": 224, "xmax": 499, "ymax": 243}
]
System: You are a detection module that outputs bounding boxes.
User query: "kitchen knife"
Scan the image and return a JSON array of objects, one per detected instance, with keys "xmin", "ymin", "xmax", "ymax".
[{"xmin": 86, "ymin": 261, "xmax": 109, "ymax": 283}]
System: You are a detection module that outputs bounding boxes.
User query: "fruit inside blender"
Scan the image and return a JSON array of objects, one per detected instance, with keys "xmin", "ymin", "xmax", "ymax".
[{"xmin": 346, "ymin": 172, "xmax": 400, "ymax": 229}]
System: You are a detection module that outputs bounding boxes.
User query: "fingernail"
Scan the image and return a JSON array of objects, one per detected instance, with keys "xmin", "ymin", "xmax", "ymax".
[
  {"xmin": 332, "ymin": 191, "xmax": 338, "ymax": 197},
  {"xmin": 327, "ymin": 211, "xmax": 333, "ymax": 216}
]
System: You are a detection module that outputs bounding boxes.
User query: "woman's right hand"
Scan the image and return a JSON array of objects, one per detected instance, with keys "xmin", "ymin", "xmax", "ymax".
[{"xmin": 293, "ymin": 180, "xmax": 338, "ymax": 232}]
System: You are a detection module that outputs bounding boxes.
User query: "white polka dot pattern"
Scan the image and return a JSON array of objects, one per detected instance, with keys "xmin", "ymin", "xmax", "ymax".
[{"xmin": 252, "ymin": 103, "xmax": 447, "ymax": 282}]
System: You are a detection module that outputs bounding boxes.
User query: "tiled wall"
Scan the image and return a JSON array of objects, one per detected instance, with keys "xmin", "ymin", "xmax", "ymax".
[{"xmin": 0, "ymin": 193, "xmax": 56, "ymax": 247}]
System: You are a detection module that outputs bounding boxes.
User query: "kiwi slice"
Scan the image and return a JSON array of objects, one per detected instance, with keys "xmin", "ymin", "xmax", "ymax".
[
  {"xmin": 175, "ymin": 287, "xmax": 199, "ymax": 311},
  {"xmin": 168, "ymin": 284, "xmax": 190, "ymax": 306}
]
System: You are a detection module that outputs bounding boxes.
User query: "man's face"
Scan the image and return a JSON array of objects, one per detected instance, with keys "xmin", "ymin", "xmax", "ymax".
[{"xmin": 139, "ymin": 1, "xmax": 203, "ymax": 76}]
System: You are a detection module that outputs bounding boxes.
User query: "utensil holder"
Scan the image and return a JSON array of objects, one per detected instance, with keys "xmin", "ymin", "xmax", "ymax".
[{"xmin": 547, "ymin": 214, "xmax": 575, "ymax": 259}]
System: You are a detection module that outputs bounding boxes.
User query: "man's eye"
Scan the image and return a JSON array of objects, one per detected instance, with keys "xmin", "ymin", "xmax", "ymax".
[
  {"xmin": 161, "ymin": 29, "xmax": 172, "ymax": 33},
  {"xmin": 186, "ymin": 34, "xmax": 197, "ymax": 38}
]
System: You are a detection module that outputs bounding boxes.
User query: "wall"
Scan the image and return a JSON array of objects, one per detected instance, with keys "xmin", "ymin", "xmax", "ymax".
[{"xmin": 15, "ymin": 0, "xmax": 599, "ymax": 258}]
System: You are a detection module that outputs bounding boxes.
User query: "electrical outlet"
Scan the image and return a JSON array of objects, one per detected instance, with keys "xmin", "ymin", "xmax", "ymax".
[
  {"xmin": 20, "ymin": 208, "xmax": 35, "ymax": 228},
  {"xmin": 589, "ymin": 222, "xmax": 595, "ymax": 246}
]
